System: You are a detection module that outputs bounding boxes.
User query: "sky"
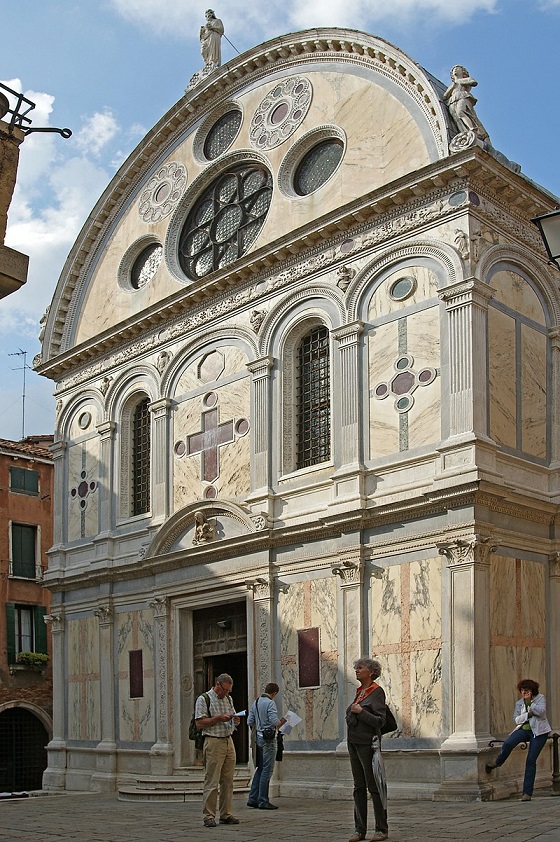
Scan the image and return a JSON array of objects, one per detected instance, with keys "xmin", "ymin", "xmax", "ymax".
[{"xmin": 1, "ymin": 0, "xmax": 559, "ymax": 442}]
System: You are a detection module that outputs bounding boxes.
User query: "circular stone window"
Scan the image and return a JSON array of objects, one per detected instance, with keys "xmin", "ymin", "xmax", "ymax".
[
  {"xmin": 249, "ymin": 76, "xmax": 312, "ymax": 151},
  {"xmin": 389, "ymin": 276, "xmax": 417, "ymax": 301},
  {"xmin": 203, "ymin": 110, "xmax": 242, "ymax": 161},
  {"xmin": 178, "ymin": 163, "xmax": 273, "ymax": 280},
  {"xmin": 130, "ymin": 243, "xmax": 163, "ymax": 289},
  {"xmin": 293, "ymin": 138, "xmax": 344, "ymax": 196}
]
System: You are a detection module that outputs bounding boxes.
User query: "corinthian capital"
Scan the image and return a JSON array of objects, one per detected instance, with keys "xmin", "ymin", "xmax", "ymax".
[{"xmin": 438, "ymin": 534, "xmax": 496, "ymax": 567}]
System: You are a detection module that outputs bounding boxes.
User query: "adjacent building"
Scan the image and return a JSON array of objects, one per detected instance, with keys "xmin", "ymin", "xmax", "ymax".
[
  {"xmin": 35, "ymin": 28, "xmax": 559, "ymax": 800},
  {"xmin": 0, "ymin": 435, "xmax": 53, "ymax": 792}
]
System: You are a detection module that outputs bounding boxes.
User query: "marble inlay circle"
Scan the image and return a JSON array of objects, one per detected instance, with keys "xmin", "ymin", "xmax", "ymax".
[
  {"xmin": 139, "ymin": 161, "xmax": 187, "ymax": 223},
  {"xmin": 249, "ymin": 76, "xmax": 312, "ymax": 151}
]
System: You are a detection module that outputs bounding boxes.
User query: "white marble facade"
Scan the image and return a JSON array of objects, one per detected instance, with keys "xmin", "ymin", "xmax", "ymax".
[{"xmin": 38, "ymin": 28, "xmax": 559, "ymax": 799}]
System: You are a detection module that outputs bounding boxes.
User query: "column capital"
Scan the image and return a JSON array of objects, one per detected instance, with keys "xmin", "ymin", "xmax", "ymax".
[
  {"xmin": 94, "ymin": 603, "xmax": 113, "ymax": 626},
  {"xmin": 149, "ymin": 397, "xmax": 173, "ymax": 416},
  {"xmin": 149, "ymin": 594, "xmax": 169, "ymax": 618},
  {"xmin": 438, "ymin": 534, "xmax": 497, "ymax": 568},
  {"xmin": 96, "ymin": 420, "xmax": 116, "ymax": 439},
  {"xmin": 44, "ymin": 611, "xmax": 65, "ymax": 632},
  {"xmin": 549, "ymin": 552, "xmax": 560, "ymax": 578},
  {"xmin": 246, "ymin": 576, "xmax": 273, "ymax": 600},
  {"xmin": 49, "ymin": 440, "xmax": 67, "ymax": 459},
  {"xmin": 331, "ymin": 321, "xmax": 365, "ymax": 346},
  {"xmin": 247, "ymin": 355, "xmax": 275, "ymax": 377},
  {"xmin": 438, "ymin": 277, "xmax": 494, "ymax": 310}
]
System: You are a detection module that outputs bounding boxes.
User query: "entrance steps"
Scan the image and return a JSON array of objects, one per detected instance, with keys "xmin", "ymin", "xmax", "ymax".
[{"xmin": 118, "ymin": 767, "xmax": 251, "ymax": 802}]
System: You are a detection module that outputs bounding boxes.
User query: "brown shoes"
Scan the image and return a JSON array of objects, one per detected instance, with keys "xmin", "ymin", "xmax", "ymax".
[
  {"xmin": 219, "ymin": 815, "xmax": 240, "ymax": 824},
  {"xmin": 521, "ymin": 794, "xmax": 532, "ymax": 802},
  {"xmin": 485, "ymin": 762, "xmax": 497, "ymax": 773},
  {"xmin": 348, "ymin": 834, "xmax": 365, "ymax": 842},
  {"xmin": 370, "ymin": 834, "xmax": 389, "ymax": 841}
]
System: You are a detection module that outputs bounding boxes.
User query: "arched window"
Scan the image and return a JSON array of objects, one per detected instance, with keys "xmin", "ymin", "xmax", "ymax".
[
  {"xmin": 131, "ymin": 398, "xmax": 151, "ymax": 515},
  {"xmin": 296, "ymin": 326, "xmax": 331, "ymax": 469}
]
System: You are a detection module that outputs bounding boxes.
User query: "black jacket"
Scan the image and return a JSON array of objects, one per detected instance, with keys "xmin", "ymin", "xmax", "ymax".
[{"xmin": 346, "ymin": 685, "xmax": 386, "ymax": 745}]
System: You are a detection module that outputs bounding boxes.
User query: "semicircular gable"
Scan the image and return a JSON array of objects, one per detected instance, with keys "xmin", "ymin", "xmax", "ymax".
[
  {"xmin": 39, "ymin": 28, "xmax": 451, "ymax": 367},
  {"xmin": 147, "ymin": 501, "xmax": 257, "ymax": 557}
]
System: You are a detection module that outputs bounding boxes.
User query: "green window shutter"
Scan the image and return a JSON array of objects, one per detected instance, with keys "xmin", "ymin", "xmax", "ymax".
[
  {"xmin": 34, "ymin": 606, "xmax": 47, "ymax": 654},
  {"xmin": 9, "ymin": 467, "xmax": 39, "ymax": 495},
  {"xmin": 12, "ymin": 524, "xmax": 36, "ymax": 578},
  {"xmin": 6, "ymin": 603, "xmax": 16, "ymax": 663}
]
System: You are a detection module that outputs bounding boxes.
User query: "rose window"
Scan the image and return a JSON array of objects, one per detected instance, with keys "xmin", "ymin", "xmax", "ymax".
[{"xmin": 178, "ymin": 163, "xmax": 273, "ymax": 280}]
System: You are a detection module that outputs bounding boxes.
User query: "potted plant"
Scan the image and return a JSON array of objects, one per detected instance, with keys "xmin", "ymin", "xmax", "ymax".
[{"xmin": 15, "ymin": 651, "xmax": 49, "ymax": 669}]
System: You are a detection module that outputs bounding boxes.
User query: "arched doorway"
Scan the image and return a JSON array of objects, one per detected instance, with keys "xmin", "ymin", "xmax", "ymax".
[{"xmin": 0, "ymin": 707, "xmax": 49, "ymax": 792}]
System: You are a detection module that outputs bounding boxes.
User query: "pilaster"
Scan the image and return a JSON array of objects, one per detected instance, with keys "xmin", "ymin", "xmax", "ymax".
[
  {"xmin": 331, "ymin": 322, "xmax": 366, "ymax": 506},
  {"xmin": 247, "ymin": 355, "xmax": 274, "ymax": 505},
  {"xmin": 149, "ymin": 594, "xmax": 173, "ymax": 774},
  {"xmin": 50, "ymin": 440, "xmax": 67, "ymax": 546},
  {"xmin": 149, "ymin": 398, "xmax": 172, "ymax": 523},
  {"xmin": 247, "ymin": 575, "xmax": 274, "ymax": 690},
  {"xmin": 434, "ymin": 535, "xmax": 496, "ymax": 800},
  {"xmin": 43, "ymin": 611, "xmax": 67, "ymax": 790},
  {"xmin": 547, "ymin": 553, "xmax": 560, "ymax": 730},
  {"xmin": 96, "ymin": 421, "xmax": 116, "ymax": 535},
  {"xmin": 91, "ymin": 601, "xmax": 117, "ymax": 791}
]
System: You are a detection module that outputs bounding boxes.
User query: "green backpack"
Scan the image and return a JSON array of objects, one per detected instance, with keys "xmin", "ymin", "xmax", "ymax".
[{"xmin": 189, "ymin": 692, "xmax": 210, "ymax": 750}]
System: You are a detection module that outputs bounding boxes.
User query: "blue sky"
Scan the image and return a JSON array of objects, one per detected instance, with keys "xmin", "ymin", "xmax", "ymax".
[{"xmin": 1, "ymin": 0, "xmax": 559, "ymax": 442}]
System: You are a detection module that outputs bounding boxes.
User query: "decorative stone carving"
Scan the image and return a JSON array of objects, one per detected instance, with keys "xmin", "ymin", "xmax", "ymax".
[
  {"xmin": 149, "ymin": 594, "xmax": 169, "ymax": 618},
  {"xmin": 246, "ymin": 577, "xmax": 271, "ymax": 599},
  {"xmin": 250, "ymin": 309, "xmax": 266, "ymax": 334},
  {"xmin": 156, "ymin": 350, "xmax": 172, "ymax": 374},
  {"xmin": 454, "ymin": 229, "xmax": 469, "ymax": 260},
  {"xmin": 192, "ymin": 510, "xmax": 215, "ymax": 545},
  {"xmin": 38, "ymin": 306, "xmax": 50, "ymax": 343},
  {"xmin": 444, "ymin": 66, "xmax": 489, "ymax": 144},
  {"xmin": 250, "ymin": 514, "xmax": 268, "ymax": 531},
  {"xmin": 331, "ymin": 558, "xmax": 363, "ymax": 586},
  {"xmin": 336, "ymin": 265, "xmax": 355, "ymax": 291},
  {"xmin": 438, "ymin": 535, "xmax": 497, "ymax": 567},
  {"xmin": 138, "ymin": 163, "xmax": 187, "ymax": 224},
  {"xmin": 94, "ymin": 604, "xmax": 112, "ymax": 625},
  {"xmin": 44, "ymin": 611, "xmax": 65, "ymax": 632},
  {"xmin": 200, "ymin": 9, "xmax": 224, "ymax": 68},
  {"xmin": 249, "ymin": 76, "xmax": 312, "ymax": 151},
  {"xmin": 549, "ymin": 552, "xmax": 560, "ymax": 578},
  {"xmin": 99, "ymin": 375, "xmax": 112, "ymax": 396}
]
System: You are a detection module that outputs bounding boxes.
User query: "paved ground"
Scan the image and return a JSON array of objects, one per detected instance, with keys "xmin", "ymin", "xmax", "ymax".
[{"xmin": 1, "ymin": 792, "xmax": 559, "ymax": 842}]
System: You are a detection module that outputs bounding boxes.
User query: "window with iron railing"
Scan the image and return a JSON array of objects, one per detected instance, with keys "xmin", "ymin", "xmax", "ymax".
[
  {"xmin": 296, "ymin": 326, "xmax": 331, "ymax": 469},
  {"xmin": 132, "ymin": 398, "xmax": 151, "ymax": 516}
]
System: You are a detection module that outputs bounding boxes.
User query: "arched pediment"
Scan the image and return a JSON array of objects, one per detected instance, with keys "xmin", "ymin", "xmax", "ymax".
[{"xmin": 146, "ymin": 501, "xmax": 260, "ymax": 558}]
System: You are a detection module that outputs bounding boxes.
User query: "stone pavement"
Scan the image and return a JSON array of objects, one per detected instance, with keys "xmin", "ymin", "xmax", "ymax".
[{"xmin": 0, "ymin": 792, "xmax": 559, "ymax": 842}]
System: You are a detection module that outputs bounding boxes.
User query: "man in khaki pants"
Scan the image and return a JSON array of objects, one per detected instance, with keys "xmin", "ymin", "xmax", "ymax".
[{"xmin": 195, "ymin": 673, "xmax": 241, "ymax": 828}]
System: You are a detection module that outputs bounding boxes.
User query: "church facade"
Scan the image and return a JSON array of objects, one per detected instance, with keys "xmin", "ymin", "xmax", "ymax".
[{"xmin": 36, "ymin": 28, "xmax": 559, "ymax": 800}]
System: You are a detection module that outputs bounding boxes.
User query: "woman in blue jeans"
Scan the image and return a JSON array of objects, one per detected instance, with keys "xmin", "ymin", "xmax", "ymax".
[
  {"xmin": 247, "ymin": 683, "xmax": 286, "ymax": 810},
  {"xmin": 486, "ymin": 678, "xmax": 551, "ymax": 801}
]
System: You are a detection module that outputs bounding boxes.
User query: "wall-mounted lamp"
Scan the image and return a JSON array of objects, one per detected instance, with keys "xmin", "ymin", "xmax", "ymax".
[{"xmin": 532, "ymin": 208, "xmax": 560, "ymax": 270}]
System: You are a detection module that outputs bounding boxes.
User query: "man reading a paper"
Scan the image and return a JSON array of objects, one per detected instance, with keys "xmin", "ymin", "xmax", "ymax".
[
  {"xmin": 247, "ymin": 682, "xmax": 286, "ymax": 809},
  {"xmin": 195, "ymin": 673, "xmax": 241, "ymax": 828}
]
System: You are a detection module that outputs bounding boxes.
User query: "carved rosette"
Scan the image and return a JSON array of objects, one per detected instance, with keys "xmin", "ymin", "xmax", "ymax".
[
  {"xmin": 438, "ymin": 535, "xmax": 496, "ymax": 567},
  {"xmin": 249, "ymin": 76, "xmax": 312, "ymax": 151},
  {"xmin": 138, "ymin": 162, "xmax": 187, "ymax": 223}
]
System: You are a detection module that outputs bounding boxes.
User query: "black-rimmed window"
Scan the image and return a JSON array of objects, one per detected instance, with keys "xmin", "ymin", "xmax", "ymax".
[
  {"xmin": 132, "ymin": 399, "xmax": 150, "ymax": 516},
  {"xmin": 296, "ymin": 326, "xmax": 331, "ymax": 469},
  {"xmin": 9, "ymin": 467, "xmax": 39, "ymax": 496}
]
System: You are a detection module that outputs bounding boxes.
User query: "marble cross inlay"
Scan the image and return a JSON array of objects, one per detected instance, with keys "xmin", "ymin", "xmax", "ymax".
[{"xmin": 186, "ymin": 394, "xmax": 235, "ymax": 483}]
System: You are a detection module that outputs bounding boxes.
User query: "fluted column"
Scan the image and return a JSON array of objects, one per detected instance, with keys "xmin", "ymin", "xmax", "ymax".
[
  {"xmin": 96, "ymin": 421, "xmax": 116, "ymax": 534},
  {"xmin": 149, "ymin": 398, "xmax": 172, "ymax": 523},
  {"xmin": 438, "ymin": 279, "xmax": 493, "ymax": 438},
  {"xmin": 43, "ymin": 611, "xmax": 67, "ymax": 790},
  {"xmin": 149, "ymin": 594, "xmax": 173, "ymax": 774},
  {"xmin": 91, "ymin": 601, "xmax": 117, "ymax": 790},
  {"xmin": 331, "ymin": 321, "xmax": 365, "ymax": 469},
  {"xmin": 247, "ymin": 356, "xmax": 274, "ymax": 494}
]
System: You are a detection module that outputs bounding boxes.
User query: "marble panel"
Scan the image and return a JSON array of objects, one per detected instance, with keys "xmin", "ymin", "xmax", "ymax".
[
  {"xmin": 310, "ymin": 577, "xmax": 337, "ymax": 651},
  {"xmin": 490, "ymin": 271, "xmax": 546, "ymax": 325},
  {"xmin": 521, "ymin": 325, "xmax": 547, "ymax": 459},
  {"xmin": 116, "ymin": 609, "xmax": 155, "ymax": 743},
  {"xmin": 410, "ymin": 647, "xmax": 442, "ymax": 738},
  {"xmin": 67, "ymin": 438, "xmax": 99, "ymax": 542},
  {"xmin": 490, "ymin": 556, "xmax": 516, "ymax": 638},
  {"xmin": 520, "ymin": 560, "xmax": 545, "ymax": 639},
  {"xmin": 409, "ymin": 558, "xmax": 441, "ymax": 642},
  {"xmin": 278, "ymin": 583, "xmax": 305, "ymax": 658},
  {"xmin": 68, "ymin": 404, "xmax": 98, "ymax": 440},
  {"xmin": 407, "ymin": 380, "xmax": 441, "ymax": 450},
  {"xmin": 369, "ymin": 321, "xmax": 399, "ymax": 457},
  {"xmin": 175, "ymin": 346, "xmax": 249, "ymax": 396},
  {"xmin": 378, "ymin": 652, "xmax": 402, "ymax": 733},
  {"xmin": 311, "ymin": 655, "xmax": 339, "ymax": 741},
  {"xmin": 488, "ymin": 307, "xmax": 517, "ymax": 449},
  {"xmin": 371, "ymin": 566, "xmax": 401, "ymax": 647},
  {"xmin": 279, "ymin": 660, "xmax": 299, "ymax": 744},
  {"xmin": 67, "ymin": 617, "xmax": 100, "ymax": 742},
  {"xmin": 521, "ymin": 647, "xmax": 546, "ymax": 692},
  {"xmin": 367, "ymin": 267, "xmax": 439, "ymax": 321},
  {"xmin": 490, "ymin": 645, "xmax": 517, "ymax": 734}
]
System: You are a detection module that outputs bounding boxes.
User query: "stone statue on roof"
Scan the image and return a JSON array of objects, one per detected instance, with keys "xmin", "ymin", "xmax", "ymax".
[
  {"xmin": 200, "ymin": 9, "xmax": 224, "ymax": 68},
  {"xmin": 443, "ymin": 65, "xmax": 489, "ymax": 143}
]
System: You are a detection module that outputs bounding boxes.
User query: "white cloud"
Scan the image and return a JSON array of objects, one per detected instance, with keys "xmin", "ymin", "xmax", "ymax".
[
  {"xmin": 108, "ymin": 0, "xmax": 498, "ymax": 42},
  {"xmin": 74, "ymin": 108, "xmax": 120, "ymax": 157}
]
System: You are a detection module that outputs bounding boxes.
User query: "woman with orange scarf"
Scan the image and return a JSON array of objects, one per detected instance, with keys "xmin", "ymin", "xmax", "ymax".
[{"xmin": 345, "ymin": 658, "xmax": 389, "ymax": 842}]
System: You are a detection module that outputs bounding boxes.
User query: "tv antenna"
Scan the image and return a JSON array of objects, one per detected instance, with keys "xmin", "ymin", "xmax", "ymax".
[{"xmin": 9, "ymin": 348, "xmax": 32, "ymax": 440}]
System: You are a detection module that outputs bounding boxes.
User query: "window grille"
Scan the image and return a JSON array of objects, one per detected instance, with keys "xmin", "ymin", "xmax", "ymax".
[
  {"xmin": 296, "ymin": 326, "xmax": 331, "ymax": 468},
  {"xmin": 132, "ymin": 398, "xmax": 150, "ymax": 516}
]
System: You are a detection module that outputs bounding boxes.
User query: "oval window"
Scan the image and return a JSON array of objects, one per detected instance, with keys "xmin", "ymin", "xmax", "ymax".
[
  {"xmin": 203, "ymin": 111, "xmax": 242, "ymax": 160},
  {"xmin": 130, "ymin": 243, "xmax": 163, "ymax": 290},
  {"xmin": 294, "ymin": 139, "xmax": 344, "ymax": 196}
]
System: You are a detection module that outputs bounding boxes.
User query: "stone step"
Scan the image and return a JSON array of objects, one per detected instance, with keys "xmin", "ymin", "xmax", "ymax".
[{"xmin": 118, "ymin": 769, "xmax": 251, "ymax": 802}]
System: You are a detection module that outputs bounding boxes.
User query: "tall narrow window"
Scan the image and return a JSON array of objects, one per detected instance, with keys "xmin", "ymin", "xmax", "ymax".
[
  {"xmin": 11, "ymin": 524, "xmax": 37, "ymax": 579},
  {"xmin": 132, "ymin": 398, "xmax": 151, "ymax": 515},
  {"xmin": 6, "ymin": 604, "xmax": 47, "ymax": 662},
  {"xmin": 296, "ymin": 326, "xmax": 331, "ymax": 469}
]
